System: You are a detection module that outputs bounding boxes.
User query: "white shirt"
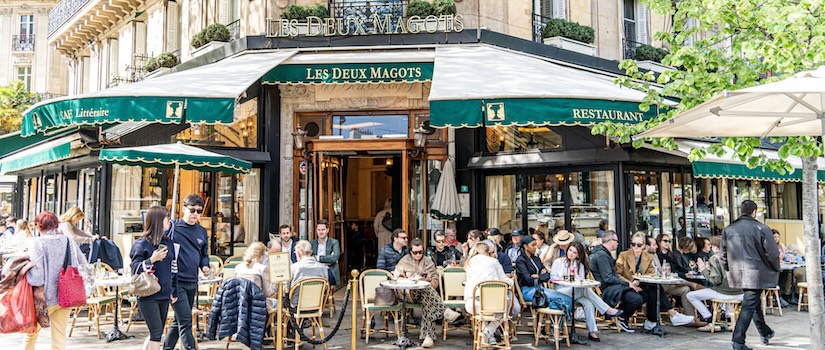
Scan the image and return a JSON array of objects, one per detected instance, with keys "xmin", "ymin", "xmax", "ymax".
[
  {"xmin": 549, "ymin": 257, "xmax": 586, "ymax": 281},
  {"xmin": 281, "ymin": 240, "xmax": 293, "ymax": 257},
  {"xmin": 464, "ymin": 254, "xmax": 513, "ymax": 313},
  {"xmin": 317, "ymin": 239, "xmax": 327, "ymax": 257}
]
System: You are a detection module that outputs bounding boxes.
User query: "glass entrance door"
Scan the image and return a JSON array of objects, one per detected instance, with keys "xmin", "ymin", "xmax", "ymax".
[
  {"xmin": 314, "ymin": 153, "xmax": 346, "ymax": 279},
  {"xmin": 628, "ymin": 172, "xmax": 662, "ymax": 237}
]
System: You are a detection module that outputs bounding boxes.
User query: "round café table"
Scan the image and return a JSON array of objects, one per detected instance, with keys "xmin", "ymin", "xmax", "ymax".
[
  {"xmin": 95, "ymin": 276, "xmax": 133, "ymax": 342},
  {"xmin": 554, "ymin": 279, "xmax": 601, "ymax": 346},
  {"xmin": 634, "ymin": 275, "xmax": 686, "ymax": 337},
  {"xmin": 380, "ymin": 279, "xmax": 431, "ymax": 350}
]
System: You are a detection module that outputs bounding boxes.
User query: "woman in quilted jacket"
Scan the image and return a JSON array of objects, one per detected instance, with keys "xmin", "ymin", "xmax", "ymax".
[{"xmin": 24, "ymin": 211, "xmax": 88, "ymax": 350}]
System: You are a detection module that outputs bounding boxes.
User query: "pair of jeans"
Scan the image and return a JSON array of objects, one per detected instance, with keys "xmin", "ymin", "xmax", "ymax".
[
  {"xmin": 164, "ymin": 281, "xmax": 198, "ymax": 350},
  {"xmin": 521, "ymin": 285, "xmax": 573, "ymax": 318},
  {"xmin": 556, "ymin": 286, "xmax": 611, "ymax": 332},
  {"xmin": 732, "ymin": 289, "xmax": 773, "ymax": 345},
  {"xmin": 139, "ymin": 298, "xmax": 171, "ymax": 341}
]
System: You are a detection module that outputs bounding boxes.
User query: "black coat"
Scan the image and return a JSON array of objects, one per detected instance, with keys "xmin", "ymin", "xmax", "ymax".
[
  {"xmin": 719, "ymin": 215, "xmax": 781, "ymax": 289},
  {"xmin": 657, "ymin": 249, "xmax": 691, "ymax": 278},
  {"xmin": 589, "ymin": 245, "xmax": 630, "ymax": 307},
  {"xmin": 207, "ymin": 278, "xmax": 268, "ymax": 350},
  {"xmin": 515, "ymin": 254, "xmax": 549, "ymax": 288}
]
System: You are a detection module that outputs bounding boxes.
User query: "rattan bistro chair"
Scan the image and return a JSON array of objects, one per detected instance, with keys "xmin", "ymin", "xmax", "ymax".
[
  {"xmin": 358, "ymin": 269, "xmax": 401, "ymax": 344},
  {"xmin": 440, "ymin": 266, "xmax": 470, "ymax": 340},
  {"xmin": 471, "ymin": 281, "xmax": 514, "ymax": 350},
  {"xmin": 282, "ymin": 277, "xmax": 330, "ymax": 350}
]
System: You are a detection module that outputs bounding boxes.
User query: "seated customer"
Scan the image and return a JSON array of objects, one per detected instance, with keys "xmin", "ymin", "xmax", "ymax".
[
  {"xmin": 376, "ymin": 229, "xmax": 409, "ymax": 272},
  {"xmin": 289, "ymin": 240, "xmax": 330, "ymax": 307},
  {"xmin": 464, "ymin": 242, "xmax": 517, "ymax": 346},
  {"xmin": 685, "ymin": 235, "xmax": 744, "ymax": 331},
  {"xmin": 542, "ymin": 230, "xmax": 575, "ymax": 270},
  {"xmin": 515, "ymin": 235, "xmax": 572, "ymax": 318},
  {"xmin": 394, "ymin": 238, "xmax": 462, "ymax": 348},
  {"xmin": 549, "ymin": 242, "xmax": 621, "ymax": 341},
  {"xmin": 235, "ymin": 242, "xmax": 278, "ymax": 309},
  {"xmin": 656, "ymin": 234, "xmax": 705, "ymax": 318},
  {"xmin": 427, "ymin": 231, "xmax": 462, "ymax": 267}
]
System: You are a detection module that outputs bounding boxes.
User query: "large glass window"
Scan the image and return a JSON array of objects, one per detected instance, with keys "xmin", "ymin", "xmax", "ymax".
[
  {"xmin": 486, "ymin": 125, "xmax": 562, "ymax": 153},
  {"xmin": 486, "ymin": 175, "xmax": 521, "ymax": 233},
  {"xmin": 770, "ymin": 182, "xmax": 799, "ymax": 220},
  {"xmin": 0, "ymin": 181, "xmax": 14, "ymax": 218},
  {"xmin": 25, "ymin": 177, "xmax": 38, "ymax": 221},
  {"xmin": 570, "ymin": 171, "xmax": 615, "ymax": 240},
  {"xmin": 732, "ymin": 180, "xmax": 767, "ymax": 222},
  {"xmin": 175, "ymin": 98, "xmax": 258, "ymax": 148},
  {"xmin": 631, "ymin": 173, "xmax": 660, "ymax": 236},
  {"xmin": 44, "ymin": 174, "xmax": 58, "ymax": 213},
  {"xmin": 330, "ymin": 115, "xmax": 409, "ymax": 139},
  {"xmin": 19, "ymin": 15, "xmax": 34, "ymax": 39},
  {"xmin": 526, "ymin": 174, "xmax": 564, "ymax": 231}
]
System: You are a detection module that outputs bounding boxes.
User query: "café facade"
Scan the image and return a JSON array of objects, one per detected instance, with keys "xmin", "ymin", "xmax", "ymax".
[{"xmin": 1, "ymin": 27, "xmax": 816, "ymax": 273}]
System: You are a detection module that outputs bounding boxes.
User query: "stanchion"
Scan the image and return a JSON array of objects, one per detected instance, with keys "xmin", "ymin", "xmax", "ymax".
[
  {"xmin": 350, "ymin": 270, "xmax": 359, "ymax": 350},
  {"xmin": 277, "ymin": 282, "xmax": 284, "ymax": 350}
]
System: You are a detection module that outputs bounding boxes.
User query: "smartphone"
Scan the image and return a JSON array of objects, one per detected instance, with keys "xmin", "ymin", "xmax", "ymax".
[
  {"xmin": 158, "ymin": 244, "xmax": 169, "ymax": 252},
  {"xmin": 420, "ymin": 273, "xmax": 428, "ymax": 279}
]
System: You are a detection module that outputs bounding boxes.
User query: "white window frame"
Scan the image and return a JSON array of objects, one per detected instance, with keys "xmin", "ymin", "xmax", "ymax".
[
  {"xmin": 15, "ymin": 65, "xmax": 33, "ymax": 91},
  {"xmin": 19, "ymin": 14, "xmax": 34, "ymax": 39}
]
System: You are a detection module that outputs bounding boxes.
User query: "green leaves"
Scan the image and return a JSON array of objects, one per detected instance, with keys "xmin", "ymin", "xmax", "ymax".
[{"xmin": 0, "ymin": 80, "xmax": 33, "ymax": 135}]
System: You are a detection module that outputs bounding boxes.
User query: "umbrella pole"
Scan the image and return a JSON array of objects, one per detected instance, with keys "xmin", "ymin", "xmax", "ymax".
[{"xmin": 171, "ymin": 164, "xmax": 180, "ymax": 220}]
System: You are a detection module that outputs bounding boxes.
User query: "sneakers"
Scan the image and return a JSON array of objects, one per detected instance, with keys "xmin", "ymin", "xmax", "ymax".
[
  {"xmin": 698, "ymin": 324, "xmax": 722, "ymax": 332},
  {"xmin": 422, "ymin": 335, "xmax": 434, "ymax": 348},
  {"xmin": 761, "ymin": 331, "xmax": 775, "ymax": 345},
  {"xmin": 644, "ymin": 320, "xmax": 658, "ymax": 331},
  {"xmin": 617, "ymin": 317, "xmax": 635, "ymax": 333},
  {"xmin": 669, "ymin": 312, "xmax": 695, "ymax": 326},
  {"xmin": 443, "ymin": 308, "xmax": 461, "ymax": 324},
  {"xmin": 731, "ymin": 342, "xmax": 753, "ymax": 350}
]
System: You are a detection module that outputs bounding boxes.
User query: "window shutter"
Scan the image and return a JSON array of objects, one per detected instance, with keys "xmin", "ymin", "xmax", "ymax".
[
  {"xmin": 552, "ymin": 0, "xmax": 567, "ymax": 20},
  {"xmin": 539, "ymin": 0, "xmax": 553, "ymax": 18},
  {"xmin": 134, "ymin": 21, "xmax": 147, "ymax": 56},
  {"xmin": 166, "ymin": 1, "xmax": 179, "ymax": 52},
  {"xmin": 635, "ymin": 1, "xmax": 649, "ymax": 44},
  {"xmin": 218, "ymin": 0, "xmax": 231, "ymax": 25},
  {"xmin": 108, "ymin": 39, "xmax": 119, "ymax": 81}
]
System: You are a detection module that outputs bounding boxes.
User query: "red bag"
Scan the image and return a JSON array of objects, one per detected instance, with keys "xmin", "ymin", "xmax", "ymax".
[
  {"xmin": 57, "ymin": 239, "xmax": 86, "ymax": 308},
  {"xmin": 0, "ymin": 275, "xmax": 38, "ymax": 334}
]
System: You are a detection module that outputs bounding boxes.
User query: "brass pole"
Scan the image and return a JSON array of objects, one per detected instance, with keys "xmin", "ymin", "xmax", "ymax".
[
  {"xmin": 277, "ymin": 282, "xmax": 283, "ymax": 350},
  {"xmin": 350, "ymin": 269, "xmax": 359, "ymax": 350}
]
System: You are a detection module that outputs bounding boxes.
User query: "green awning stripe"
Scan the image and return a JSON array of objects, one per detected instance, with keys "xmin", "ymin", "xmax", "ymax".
[
  {"xmin": 99, "ymin": 145, "xmax": 251, "ymax": 175},
  {"xmin": 262, "ymin": 63, "xmax": 433, "ymax": 84},
  {"xmin": 429, "ymin": 98, "xmax": 659, "ymax": 128},
  {"xmin": 0, "ymin": 142, "xmax": 72, "ymax": 173},
  {"xmin": 22, "ymin": 96, "xmax": 235, "ymax": 137},
  {"xmin": 692, "ymin": 161, "xmax": 825, "ymax": 182}
]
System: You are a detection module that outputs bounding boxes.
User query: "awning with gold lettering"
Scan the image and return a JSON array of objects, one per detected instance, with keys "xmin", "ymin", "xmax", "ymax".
[
  {"xmin": 21, "ymin": 50, "xmax": 297, "ymax": 137},
  {"xmin": 428, "ymin": 45, "xmax": 664, "ymax": 128}
]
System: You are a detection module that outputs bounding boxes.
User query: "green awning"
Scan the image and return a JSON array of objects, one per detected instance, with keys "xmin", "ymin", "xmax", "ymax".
[
  {"xmin": 428, "ymin": 45, "xmax": 664, "ymax": 128},
  {"xmin": 99, "ymin": 142, "xmax": 251, "ymax": 174},
  {"xmin": 262, "ymin": 62, "xmax": 433, "ymax": 84},
  {"xmin": 0, "ymin": 131, "xmax": 58, "ymax": 158},
  {"xmin": 21, "ymin": 50, "xmax": 296, "ymax": 137},
  {"xmin": 692, "ymin": 161, "xmax": 825, "ymax": 182},
  {"xmin": 0, "ymin": 137, "xmax": 75, "ymax": 174}
]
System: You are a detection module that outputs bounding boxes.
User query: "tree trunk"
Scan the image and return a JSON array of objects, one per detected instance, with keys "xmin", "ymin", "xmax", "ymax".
[{"xmin": 802, "ymin": 155, "xmax": 824, "ymax": 350}]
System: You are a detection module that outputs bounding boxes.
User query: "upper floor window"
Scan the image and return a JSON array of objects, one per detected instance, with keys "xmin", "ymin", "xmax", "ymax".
[
  {"xmin": 16, "ymin": 66, "xmax": 32, "ymax": 91},
  {"xmin": 19, "ymin": 15, "xmax": 34, "ymax": 39},
  {"xmin": 535, "ymin": 0, "xmax": 567, "ymax": 19},
  {"xmin": 623, "ymin": 0, "xmax": 650, "ymax": 59}
]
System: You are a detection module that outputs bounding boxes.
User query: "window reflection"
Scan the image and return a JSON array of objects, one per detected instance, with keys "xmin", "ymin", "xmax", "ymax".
[
  {"xmin": 175, "ymin": 98, "xmax": 258, "ymax": 148},
  {"xmin": 331, "ymin": 115, "xmax": 409, "ymax": 139},
  {"xmin": 485, "ymin": 125, "xmax": 562, "ymax": 153},
  {"xmin": 569, "ymin": 171, "xmax": 615, "ymax": 240},
  {"xmin": 486, "ymin": 175, "xmax": 521, "ymax": 233}
]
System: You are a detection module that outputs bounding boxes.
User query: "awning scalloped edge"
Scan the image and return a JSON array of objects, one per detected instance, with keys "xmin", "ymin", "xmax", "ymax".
[{"xmin": 98, "ymin": 155, "xmax": 250, "ymax": 173}]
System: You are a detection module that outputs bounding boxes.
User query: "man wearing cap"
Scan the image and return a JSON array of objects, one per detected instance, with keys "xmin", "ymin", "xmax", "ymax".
[
  {"xmin": 487, "ymin": 228, "xmax": 505, "ymax": 253},
  {"xmin": 505, "ymin": 229, "xmax": 524, "ymax": 264},
  {"xmin": 542, "ymin": 230, "xmax": 575, "ymax": 268}
]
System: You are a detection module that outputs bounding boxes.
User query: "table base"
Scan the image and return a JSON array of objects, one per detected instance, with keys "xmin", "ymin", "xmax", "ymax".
[
  {"xmin": 641, "ymin": 324, "xmax": 667, "ymax": 337},
  {"xmin": 569, "ymin": 332, "xmax": 589, "ymax": 346},
  {"xmin": 105, "ymin": 326, "xmax": 132, "ymax": 342}
]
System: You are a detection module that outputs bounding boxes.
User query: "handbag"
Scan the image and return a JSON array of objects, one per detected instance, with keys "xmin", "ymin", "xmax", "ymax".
[
  {"xmin": 0, "ymin": 275, "xmax": 37, "ymax": 334},
  {"xmin": 57, "ymin": 239, "xmax": 87, "ymax": 308},
  {"xmin": 531, "ymin": 279, "xmax": 549, "ymax": 308},
  {"xmin": 373, "ymin": 286, "xmax": 398, "ymax": 306},
  {"xmin": 129, "ymin": 262, "xmax": 161, "ymax": 298},
  {"xmin": 382, "ymin": 212, "xmax": 393, "ymax": 231}
]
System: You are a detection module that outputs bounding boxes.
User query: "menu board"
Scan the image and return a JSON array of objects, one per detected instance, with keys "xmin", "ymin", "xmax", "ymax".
[{"xmin": 268, "ymin": 252, "xmax": 291, "ymax": 283}]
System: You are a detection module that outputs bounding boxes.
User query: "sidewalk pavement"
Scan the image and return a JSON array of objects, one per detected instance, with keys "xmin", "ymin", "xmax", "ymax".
[{"xmin": 2, "ymin": 288, "xmax": 813, "ymax": 350}]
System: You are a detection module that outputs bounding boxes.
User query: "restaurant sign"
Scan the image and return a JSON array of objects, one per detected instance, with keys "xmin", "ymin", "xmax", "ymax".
[
  {"xmin": 263, "ymin": 62, "xmax": 434, "ymax": 84},
  {"xmin": 22, "ymin": 96, "xmax": 235, "ymax": 137},
  {"xmin": 266, "ymin": 14, "xmax": 464, "ymax": 37}
]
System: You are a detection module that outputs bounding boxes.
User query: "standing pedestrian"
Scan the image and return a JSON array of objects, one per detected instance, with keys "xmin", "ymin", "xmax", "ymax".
[
  {"xmin": 130, "ymin": 206, "xmax": 177, "ymax": 350},
  {"xmin": 374, "ymin": 198, "xmax": 393, "ymax": 254},
  {"xmin": 163, "ymin": 194, "xmax": 210, "ymax": 350},
  {"xmin": 59, "ymin": 208, "xmax": 98, "ymax": 259},
  {"xmin": 720, "ymin": 200, "xmax": 781, "ymax": 350}
]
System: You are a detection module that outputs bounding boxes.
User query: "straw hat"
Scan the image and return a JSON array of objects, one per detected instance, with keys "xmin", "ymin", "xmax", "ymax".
[{"xmin": 553, "ymin": 230, "xmax": 575, "ymax": 245}]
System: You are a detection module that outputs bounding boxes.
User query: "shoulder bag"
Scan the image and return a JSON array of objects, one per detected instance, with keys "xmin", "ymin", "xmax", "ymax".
[
  {"xmin": 129, "ymin": 246, "xmax": 162, "ymax": 297},
  {"xmin": 529, "ymin": 258, "xmax": 549, "ymax": 308},
  {"xmin": 58, "ymin": 239, "xmax": 87, "ymax": 307},
  {"xmin": 373, "ymin": 286, "xmax": 398, "ymax": 306}
]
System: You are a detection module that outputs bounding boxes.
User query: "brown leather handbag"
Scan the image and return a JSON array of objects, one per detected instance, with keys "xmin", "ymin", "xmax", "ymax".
[{"xmin": 373, "ymin": 286, "xmax": 398, "ymax": 306}]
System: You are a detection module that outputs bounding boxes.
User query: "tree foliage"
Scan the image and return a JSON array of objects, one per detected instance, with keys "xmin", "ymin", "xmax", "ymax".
[
  {"xmin": 0, "ymin": 80, "xmax": 33, "ymax": 135},
  {"xmin": 593, "ymin": 0, "xmax": 825, "ymax": 172}
]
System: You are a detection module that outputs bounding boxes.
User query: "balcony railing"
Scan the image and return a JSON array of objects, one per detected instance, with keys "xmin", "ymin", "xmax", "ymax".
[
  {"xmin": 623, "ymin": 39, "xmax": 644, "ymax": 60},
  {"xmin": 12, "ymin": 34, "xmax": 35, "ymax": 51},
  {"xmin": 532, "ymin": 13, "xmax": 552, "ymax": 43},
  {"xmin": 328, "ymin": 0, "xmax": 407, "ymax": 33},
  {"xmin": 30, "ymin": 93, "xmax": 66, "ymax": 104},
  {"xmin": 227, "ymin": 19, "xmax": 240, "ymax": 41},
  {"xmin": 48, "ymin": 0, "xmax": 92, "ymax": 37}
]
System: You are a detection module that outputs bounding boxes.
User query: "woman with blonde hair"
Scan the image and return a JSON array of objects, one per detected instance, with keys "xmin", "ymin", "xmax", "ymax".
[
  {"xmin": 235, "ymin": 242, "xmax": 277, "ymax": 309},
  {"xmin": 463, "ymin": 241, "xmax": 516, "ymax": 346},
  {"xmin": 11, "ymin": 219, "xmax": 35, "ymax": 249},
  {"xmin": 58, "ymin": 207, "xmax": 98, "ymax": 258}
]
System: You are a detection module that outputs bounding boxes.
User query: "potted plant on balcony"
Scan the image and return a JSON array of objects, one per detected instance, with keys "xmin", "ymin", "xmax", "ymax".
[
  {"xmin": 143, "ymin": 52, "xmax": 179, "ymax": 78},
  {"xmin": 541, "ymin": 18, "xmax": 597, "ymax": 56},
  {"xmin": 407, "ymin": 0, "xmax": 456, "ymax": 33},
  {"xmin": 191, "ymin": 23, "xmax": 231, "ymax": 58},
  {"xmin": 280, "ymin": 4, "xmax": 329, "ymax": 36},
  {"xmin": 634, "ymin": 44, "xmax": 672, "ymax": 73}
]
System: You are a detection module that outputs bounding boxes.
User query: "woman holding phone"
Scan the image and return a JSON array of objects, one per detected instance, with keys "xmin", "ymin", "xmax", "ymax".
[{"xmin": 130, "ymin": 206, "xmax": 177, "ymax": 350}]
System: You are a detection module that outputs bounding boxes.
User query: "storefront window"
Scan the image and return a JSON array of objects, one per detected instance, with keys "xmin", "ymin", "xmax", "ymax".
[
  {"xmin": 0, "ymin": 181, "xmax": 14, "ymax": 218},
  {"xmin": 569, "ymin": 171, "xmax": 615, "ymax": 240},
  {"xmin": 630, "ymin": 173, "xmax": 660, "ymax": 237},
  {"xmin": 660, "ymin": 173, "xmax": 673, "ymax": 236},
  {"xmin": 527, "ymin": 174, "xmax": 564, "ymax": 231},
  {"xmin": 486, "ymin": 175, "xmax": 521, "ymax": 233},
  {"xmin": 80, "ymin": 168, "xmax": 98, "ymax": 232},
  {"xmin": 732, "ymin": 180, "xmax": 767, "ymax": 222},
  {"xmin": 485, "ymin": 125, "xmax": 562, "ymax": 153},
  {"xmin": 25, "ymin": 177, "xmax": 38, "ymax": 221},
  {"xmin": 44, "ymin": 174, "xmax": 58, "ymax": 213},
  {"xmin": 330, "ymin": 114, "xmax": 409, "ymax": 139},
  {"xmin": 770, "ymin": 182, "xmax": 799, "ymax": 220},
  {"xmin": 175, "ymin": 98, "xmax": 258, "ymax": 148},
  {"xmin": 410, "ymin": 159, "xmax": 423, "ymax": 240},
  {"xmin": 717, "ymin": 179, "xmax": 731, "ymax": 232},
  {"xmin": 238, "ymin": 169, "xmax": 260, "ymax": 245}
]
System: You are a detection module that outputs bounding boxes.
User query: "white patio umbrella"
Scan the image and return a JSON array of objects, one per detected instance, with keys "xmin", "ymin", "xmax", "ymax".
[
  {"xmin": 636, "ymin": 66, "xmax": 825, "ymax": 138},
  {"xmin": 429, "ymin": 158, "xmax": 462, "ymax": 222}
]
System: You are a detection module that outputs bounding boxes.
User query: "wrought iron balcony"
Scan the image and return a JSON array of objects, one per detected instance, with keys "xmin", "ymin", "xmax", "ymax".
[
  {"xmin": 623, "ymin": 39, "xmax": 644, "ymax": 60},
  {"xmin": 532, "ymin": 13, "xmax": 552, "ymax": 43},
  {"xmin": 48, "ymin": 0, "xmax": 92, "ymax": 37},
  {"xmin": 12, "ymin": 34, "xmax": 35, "ymax": 51},
  {"xmin": 328, "ymin": 0, "xmax": 407, "ymax": 33},
  {"xmin": 227, "ymin": 19, "xmax": 240, "ymax": 40}
]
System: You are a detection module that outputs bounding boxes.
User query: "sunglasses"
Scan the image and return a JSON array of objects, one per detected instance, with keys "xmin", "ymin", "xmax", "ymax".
[
  {"xmin": 631, "ymin": 243, "xmax": 645, "ymax": 248},
  {"xmin": 411, "ymin": 250, "xmax": 424, "ymax": 255},
  {"xmin": 662, "ymin": 239, "xmax": 671, "ymax": 243},
  {"xmin": 187, "ymin": 207, "xmax": 204, "ymax": 214},
  {"xmin": 435, "ymin": 239, "xmax": 445, "ymax": 243},
  {"xmin": 398, "ymin": 236, "xmax": 408, "ymax": 240}
]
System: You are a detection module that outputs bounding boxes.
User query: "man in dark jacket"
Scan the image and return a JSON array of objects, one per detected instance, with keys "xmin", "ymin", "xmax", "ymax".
[
  {"xmin": 310, "ymin": 219, "xmax": 341, "ymax": 286},
  {"xmin": 589, "ymin": 230, "xmax": 637, "ymax": 333},
  {"xmin": 427, "ymin": 231, "xmax": 462, "ymax": 267},
  {"xmin": 720, "ymin": 200, "xmax": 781, "ymax": 350},
  {"xmin": 376, "ymin": 229, "xmax": 408, "ymax": 271},
  {"xmin": 165, "ymin": 194, "xmax": 210, "ymax": 350}
]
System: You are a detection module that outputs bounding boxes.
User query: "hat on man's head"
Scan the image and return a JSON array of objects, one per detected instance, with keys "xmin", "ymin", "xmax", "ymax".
[
  {"xmin": 511, "ymin": 228, "xmax": 524, "ymax": 237},
  {"xmin": 520, "ymin": 234, "xmax": 535, "ymax": 247},
  {"xmin": 553, "ymin": 230, "xmax": 575, "ymax": 245},
  {"xmin": 487, "ymin": 228, "xmax": 501, "ymax": 236}
]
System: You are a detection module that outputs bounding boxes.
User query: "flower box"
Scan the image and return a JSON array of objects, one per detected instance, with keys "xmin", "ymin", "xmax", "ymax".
[
  {"xmin": 144, "ymin": 67, "xmax": 170, "ymax": 79},
  {"xmin": 542, "ymin": 36, "xmax": 597, "ymax": 56},
  {"xmin": 191, "ymin": 41, "xmax": 226, "ymax": 58}
]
